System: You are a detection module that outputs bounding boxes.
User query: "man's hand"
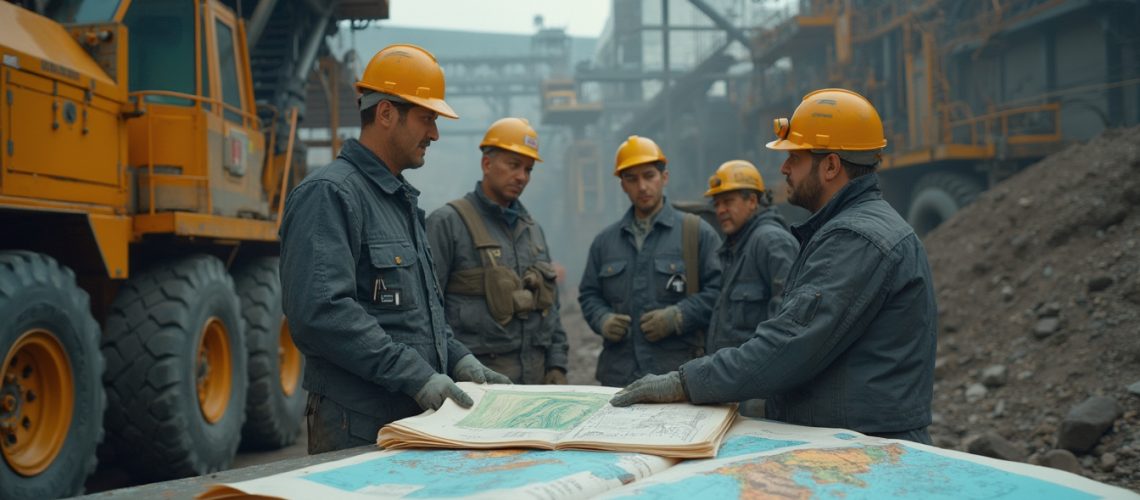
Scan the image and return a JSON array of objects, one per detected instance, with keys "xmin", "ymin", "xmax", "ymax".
[
  {"xmin": 601, "ymin": 313, "xmax": 632, "ymax": 342},
  {"xmin": 544, "ymin": 368, "xmax": 568, "ymax": 385},
  {"xmin": 453, "ymin": 355, "xmax": 512, "ymax": 384},
  {"xmin": 609, "ymin": 371, "xmax": 688, "ymax": 407},
  {"xmin": 413, "ymin": 373, "xmax": 473, "ymax": 410},
  {"xmin": 640, "ymin": 306, "xmax": 682, "ymax": 342}
]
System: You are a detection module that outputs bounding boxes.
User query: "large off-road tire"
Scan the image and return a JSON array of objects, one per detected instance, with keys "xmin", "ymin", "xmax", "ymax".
[
  {"xmin": 101, "ymin": 254, "xmax": 247, "ymax": 480},
  {"xmin": 906, "ymin": 172, "xmax": 984, "ymax": 236},
  {"xmin": 234, "ymin": 257, "xmax": 304, "ymax": 450},
  {"xmin": 0, "ymin": 251, "xmax": 104, "ymax": 499}
]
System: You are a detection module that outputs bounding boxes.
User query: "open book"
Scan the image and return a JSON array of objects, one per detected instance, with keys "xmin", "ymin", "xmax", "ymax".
[{"xmin": 377, "ymin": 383, "xmax": 737, "ymax": 459}]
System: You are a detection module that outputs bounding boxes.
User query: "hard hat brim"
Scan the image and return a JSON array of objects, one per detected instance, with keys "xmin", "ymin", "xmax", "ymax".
[
  {"xmin": 765, "ymin": 138, "xmax": 811, "ymax": 151},
  {"xmin": 614, "ymin": 154, "xmax": 667, "ymax": 175},
  {"xmin": 484, "ymin": 143, "xmax": 543, "ymax": 162},
  {"xmin": 704, "ymin": 185, "xmax": 763, "ymax": 198},
  {"xmin": 404, "ymin": 95, "xmax": 459, "ymax": 119}
]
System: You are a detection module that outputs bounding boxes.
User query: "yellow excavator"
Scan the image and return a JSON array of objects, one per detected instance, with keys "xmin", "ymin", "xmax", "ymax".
[{"xmin": 0, "ymin": 0, "xmax": 383, "ymax": 497}]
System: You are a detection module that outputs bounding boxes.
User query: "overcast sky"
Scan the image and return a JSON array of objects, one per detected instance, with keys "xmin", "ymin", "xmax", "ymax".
[{"xmin": 380, "ymin": 0, "xmax": 612, "ymax": 38}]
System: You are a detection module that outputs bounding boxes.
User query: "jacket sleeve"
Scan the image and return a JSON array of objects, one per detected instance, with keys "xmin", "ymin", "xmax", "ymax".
[
  {"xmin": 280, "ymin": 180, "xmax": 437, "ymax": 397},
  {"xmin": 425, "ymin": 207, "xmax": 455, "ymax": 292},
  {"xmin": 675, "ymin": 220, "xmax": 722, "ymax": 334},
  {"xmin": 577, "ymin": 235, "xmax": 612, "ymax": 335},
  {"xmin": 538, "ymin": 226, "xmax": 570, "ymax": 371},
  {"xmin": 680, "ymin": 228, "xmax": 897, "ymax": 404},
  {"xmin": 755, "ymin": 225, "xmax": 800, "ymax": 317}
]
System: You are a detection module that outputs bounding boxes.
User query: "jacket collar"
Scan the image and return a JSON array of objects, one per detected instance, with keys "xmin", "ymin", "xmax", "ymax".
[
  {"xmin": 621, "ymin": 197, "xmax": 678, "ymax": 232},
  {"xmin": 469, "ymin": 181, "xmax": 532, "ymax": 226},
  {"xmin": 791, "ymin": 173, "xmax": 881, "ymax": 244},
  {"xmin": 339, "ymin": 138, "xmax": 419, "ymax": 197},
  {"xmin": 720, "ymin": 210, "xmax": 764, "ymax": 254}
]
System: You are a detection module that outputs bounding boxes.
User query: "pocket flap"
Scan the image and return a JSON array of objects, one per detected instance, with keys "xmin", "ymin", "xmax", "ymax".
[
  {"xmin": 653, "ymin": 258, "xmax": 685, "ymax": 275},
  {"xmin": 729, "ymin": 282, "xmax": 769, "ymax": 301},
  {"xmin": 598, "ymin": 261, "xmax": 626, "ymax": 278},
  {"xmin": 368, "ymin": 241, "xmax": 417, "ymax": 268}
]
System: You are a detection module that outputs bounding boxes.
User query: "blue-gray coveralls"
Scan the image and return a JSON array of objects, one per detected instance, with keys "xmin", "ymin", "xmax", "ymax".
[
  {"xmin": 679, "ymin": 174, "xmax": 937, "ymax": 442},
  {"xmin": 578, "ymin": 201, "xmax": 722, "ymax": 387},
  {"xmin": 426, "ymin": 183, "xmax": 569, "ymax": 384},
  {"xmin": 705, "ymin": 208, "xmax": 798, "ymax": 354},
  {"xmin": 279, "ymin": 138, "xmax": 471, "ymax": 453}
]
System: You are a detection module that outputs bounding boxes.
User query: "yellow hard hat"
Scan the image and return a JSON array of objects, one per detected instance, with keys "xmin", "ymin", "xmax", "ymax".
[
  {"xmin": 355, "ymin": 44, "xmax": 458, "ymax": 119},
  {"xmin": 704, "ymin": 160, "xmax": 765, "ymax": 197},
  {"xmin": 480, "ymin": 117, "xmax": 542, "ymax": 162},
  {"xmin": 766, "ymin": 88, "xmax": 886, "ymax": 151},
  {"xmin": 614, "ymin": 135, "xmax": 667, "ymax": 176}
]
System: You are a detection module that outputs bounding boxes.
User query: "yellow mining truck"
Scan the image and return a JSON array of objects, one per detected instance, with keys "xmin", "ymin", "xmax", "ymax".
[{"xmin": 0, "ymin": 0, "xmax": 379, "ymax": 496}]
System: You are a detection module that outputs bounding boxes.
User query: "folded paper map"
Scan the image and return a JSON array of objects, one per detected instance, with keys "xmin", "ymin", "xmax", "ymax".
[{"xmin": 377, "ymin": 383, "xmax": 737, "ymax": 459}]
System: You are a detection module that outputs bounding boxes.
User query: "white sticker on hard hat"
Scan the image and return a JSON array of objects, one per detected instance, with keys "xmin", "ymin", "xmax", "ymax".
[{"xmin": 524, "ymin": 135, "xmax": 538, "ymax": 150}]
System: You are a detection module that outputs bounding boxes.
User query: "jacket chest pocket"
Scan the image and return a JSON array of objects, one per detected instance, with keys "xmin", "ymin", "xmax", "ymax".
[
  {"xmin": 653, "ymin": 257, "xmax": 687, "ymax": 301},
  {"xmin": 728, "ymin": 281, "xmax": 769, "ymax": 330},
  {"xmin": 597, "ymin": 260, "xmax": 628, "ymax": 306},
  {"xmin": 365, "ymin": 240, "xmax": 419, "ymax": 311}
]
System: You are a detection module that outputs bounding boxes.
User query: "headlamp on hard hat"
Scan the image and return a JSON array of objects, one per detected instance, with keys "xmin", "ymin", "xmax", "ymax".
[{"xmin": 773, "ymin": 118, "xmax": 790, "ymax": 139}]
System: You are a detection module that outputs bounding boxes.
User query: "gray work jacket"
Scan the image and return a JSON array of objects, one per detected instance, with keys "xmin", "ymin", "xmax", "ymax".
[
  {"xmin": 680, "ymin": 174, "xmax": 937, "ymax": 434},
  {"xmin": 279, "ymin": 138, "xmax": 470, "ymax": 425},
  {"xmin": 705, "ymin": 209, "xmax": 799, "ymax": 354},
  {"xmin": 578, "ymin": 200, "xmax": 722, "ymax": 387},
  {"xmin": 426, "ymin": 183, "xmax": 569, "ymax": 380}
]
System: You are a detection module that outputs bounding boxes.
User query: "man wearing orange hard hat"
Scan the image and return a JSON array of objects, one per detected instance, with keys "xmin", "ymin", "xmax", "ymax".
[
  {"xmin": 611, "ymin": 89, "xmax": 938, "ymax": 445},
  {"xmin": 427, "ymin": 118, "xmax": 569, "ymax": 386},
  {"xmin": 280, "ymin": 44, "xmax": 508, "ymax": 454},
  {"xmin": 578, "ymin": 136, "xmax": 722, "ymax": 387},
  {"xmin": 701, "ymin": 160, "xmax": 798, "ymax": 417}
]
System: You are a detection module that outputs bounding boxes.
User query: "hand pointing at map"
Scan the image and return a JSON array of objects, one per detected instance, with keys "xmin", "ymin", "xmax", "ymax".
[{"xmin": 609, "ymin": 371, "xmax": 689, "ymax": 407}]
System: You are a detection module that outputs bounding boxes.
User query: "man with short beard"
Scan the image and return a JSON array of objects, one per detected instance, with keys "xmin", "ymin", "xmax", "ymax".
[
  {"xmin": 279, "ymin": 45, "xmax": 510, "ymax": 454},
  {"xmin": 578, "ymin": 136, "xmax": 722, "ymax": 387},
  {"xmin": 610, "ymin": 89, "xmax": 938, "ymax": 445},
  {"xmin": 702, "ymin": 160, "xmax": 798, "ymax": 416},
  {"xmin": 426, "ymin": 118, "xmax": 569, "ymax": 385}
]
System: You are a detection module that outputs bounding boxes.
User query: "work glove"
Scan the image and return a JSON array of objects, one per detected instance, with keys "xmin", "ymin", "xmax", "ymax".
[
  {"xmin": 544, "ymin": 368, "xmax": 568, "ymax": 385},
  {"xmin": 413, "ymin": 373, "xmax": 473, "ymax": 411},
  {"xmin": 600, "ymin": 313, "xmax": 632, "ymax": 342},
  {"xmin": 609, "ymin": 371, "xmax": 688, "ymax": 407},
  {"xmin": 640, "ymin": 306, "xmax": 683, "ymax": 342},
  {"xmin": 453, "ymin": 355, "xmax": 512, "ymax": 385}
]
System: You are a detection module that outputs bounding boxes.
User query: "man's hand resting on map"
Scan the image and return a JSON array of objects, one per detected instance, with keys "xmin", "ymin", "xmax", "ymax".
[
  {"xmin": 413, "ymin": 374, "xmax": 474, "ymax": 410},
  {"xmin": 609, "ymin": 371, "xmax": 688, "ymax": 407},
  {"xmin": 452, "ymin": 354, "xmax": 512, "ymax": 385}
]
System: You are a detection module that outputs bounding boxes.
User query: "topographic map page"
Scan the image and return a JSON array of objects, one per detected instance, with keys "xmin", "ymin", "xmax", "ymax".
[
  {"xmin": 378, "ymin": 383, "xmax": 736, "ymax": 458},
  {"xmin": 597, "ymin": 420, "xmax": 1140, "ymax": 500},
  {"xmin": 199, "ymin": 447, "xmax": 674, "ymax": 500}
]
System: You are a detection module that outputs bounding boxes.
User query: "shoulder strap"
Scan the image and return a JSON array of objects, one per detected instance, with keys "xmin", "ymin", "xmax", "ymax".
[
  {"xmin": 447, "ymin": 198, "xmax": 500, "ymax": 266},
  {"xmin": 681, "ymin": 213, "xmax": 700, "ymax": 295}
]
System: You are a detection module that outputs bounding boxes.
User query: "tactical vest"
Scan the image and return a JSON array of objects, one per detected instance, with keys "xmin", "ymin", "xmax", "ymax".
[{"xmin": 443, "ymin": 198, "xmax": 557, "ymax": 325}]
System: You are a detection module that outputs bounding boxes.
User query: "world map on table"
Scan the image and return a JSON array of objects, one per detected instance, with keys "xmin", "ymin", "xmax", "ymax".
[
  {"xmin": 611, "ymin": 444, "xmax": 1099, "ymax": 499},
  {"xmin": 457, "ymin": 390, "xmax": 611, "ymax": 431},
  {"xmin": 303, "ymin": 448, "xmax": 638, "ymax": 497}
]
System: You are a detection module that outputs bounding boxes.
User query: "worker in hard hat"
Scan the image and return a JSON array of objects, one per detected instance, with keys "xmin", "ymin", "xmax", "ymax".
[
  {"xmin": 578, "ymin": 136, "xmax": 722, "ymax": 387},
  {"xmin": 610, "ymin": 89, "xmax": 937, "ymax": 445},
  {"xmin": 280, "ymin": 44, "xmax": 509, "ymax": 455},
  {"xmin": 702, "ymin": 160, "xmax": 799, "ymax": 416},
  {"xmin": 426, "ymin": 118, "xmax": 569, "ymax": 385}
]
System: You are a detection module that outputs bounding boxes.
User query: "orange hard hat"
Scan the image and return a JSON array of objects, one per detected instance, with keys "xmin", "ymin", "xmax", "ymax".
[
  {"xmin": 704, "ymin": 160, "xmax": 765, "ymax": 197},
  {"xmin": 355, "ymin": 44, "xmax": 458, "ymax": 119},
  {"xmin": 614, "ymin": 135, "xmax": 667, "ymax": 176},
  {"xmin": 766, "ymin": 88, "xmax": 886, "ymax": 151},
  {"xmin": 480, "ymin": 117, "xmax": 542, "ymax": 162}
]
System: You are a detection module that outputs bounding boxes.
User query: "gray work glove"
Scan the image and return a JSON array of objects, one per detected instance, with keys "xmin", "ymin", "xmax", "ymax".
[
  {"xmin": 413, "ymin": 374, "xmax": 473, "ymax": 411},
  {"xmin": 609, "ymin": 371, "xmax": 688, "ymax": 407},
  {"xmin": 601, "ymin": 313, "xmax": 632, "ymax": 342},
  {"xmin": 639, "ymin": 306, "xmax": 683, "ymax": 342},
  {"xmin": 453, "ymin": 355, "xmax": 512, "ymax": 385}
]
